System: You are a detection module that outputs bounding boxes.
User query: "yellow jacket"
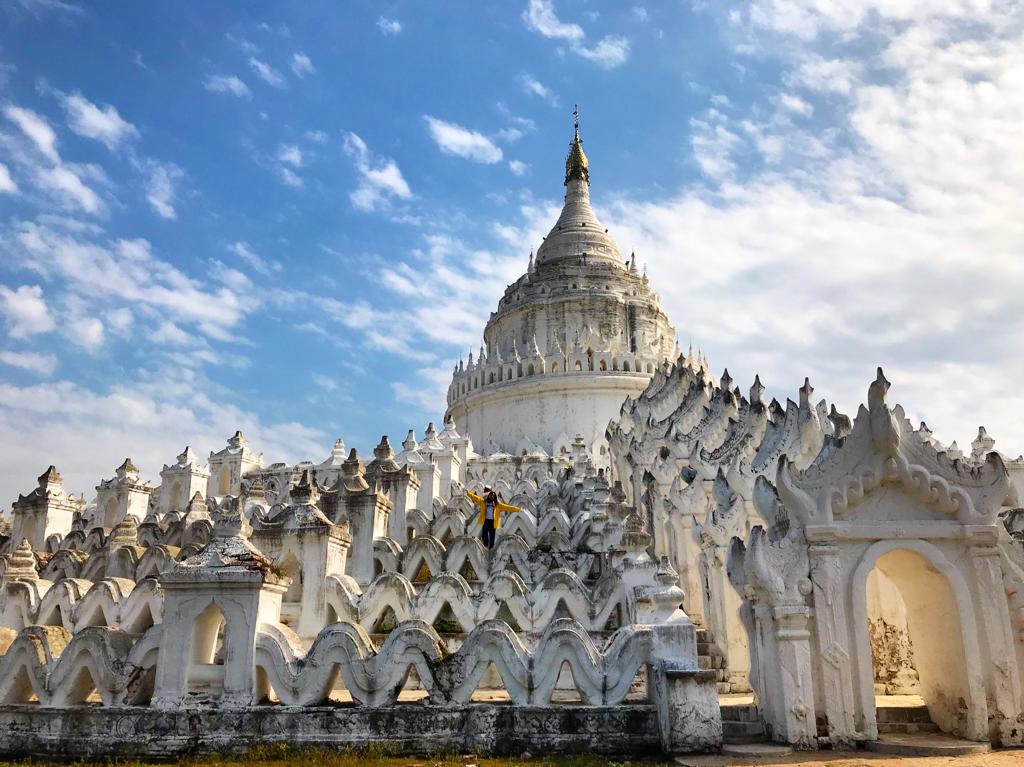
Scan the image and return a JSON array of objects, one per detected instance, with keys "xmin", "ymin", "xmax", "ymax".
[{"xmin": 466, "ymin": 491, "xmax": 520, "ymax": 528}]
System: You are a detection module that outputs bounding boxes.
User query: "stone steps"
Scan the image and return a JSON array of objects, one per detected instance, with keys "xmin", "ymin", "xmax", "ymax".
[
  {"xmin": 722, "ymin": 720, "xmax": 766, "ymax": 740},
  {"xmin": 719, "ymin": 702, "xmax": 949, "ymax": 747},
  {"xmin": 695, "ymin": 628, "xmax": 734, "ymax": 693},
  {"xmin": 876, "ymin": 705, "xmax": 940, "ymax": 734},
  {"xmin": 720, "ymin": 703, "xmax": 765, "ymax": 742}
]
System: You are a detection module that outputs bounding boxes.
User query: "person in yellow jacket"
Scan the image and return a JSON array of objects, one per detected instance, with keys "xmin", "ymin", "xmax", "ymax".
[{"xmin": 466, "ymin": 485, "xmax": 520, "ymax": 549}]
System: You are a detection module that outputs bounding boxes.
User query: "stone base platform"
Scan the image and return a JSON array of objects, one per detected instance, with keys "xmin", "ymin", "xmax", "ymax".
[
  {"xmin": 866, "ymin": 734, "xmax": 992, "ymax": 756},
  {"xmin": 0, "ymin": 704, "xmax": 670, "ymax": 758}
]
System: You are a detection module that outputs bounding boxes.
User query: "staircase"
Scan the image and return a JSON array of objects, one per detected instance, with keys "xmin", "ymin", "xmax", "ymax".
[
  {"xmin": 696, "ymin": 628, "xmax": 731, "ymax": 694},
  {"xmin": 876, "ymin": 705, "xmax": 939, "ymax": 735},
  {"xmin": 720, "ymin": 702, "xmax": 766, "ymax": 742}
]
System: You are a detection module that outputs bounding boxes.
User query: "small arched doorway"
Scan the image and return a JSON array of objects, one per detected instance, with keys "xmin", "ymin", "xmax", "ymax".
[
  {"xmin": 102, "ymin": 497, "xmax": 119, "ymax": 529},
  {"xmin": 856, "ymin": 545, "xmax": 983, "ymax": 740},
  {"xmin": 277, "ymin": 554, "xmax": 302, "ymax": 628},
  {"xmin": 187, "ymin": 601, "xmax": 228, "ymax": 697},
  {"xmin": 217, "ymin": 466, "xmax": 231, "ymax": 496},
  {"xmin": 167, "ymin": 481, "xmax": 183, "ymax": 512}
]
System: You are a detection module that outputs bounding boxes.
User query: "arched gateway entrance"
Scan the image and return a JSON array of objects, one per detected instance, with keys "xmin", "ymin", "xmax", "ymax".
[
  {"xmin": 853, "ymin": 542, "xmax": 984, "ymax": 739},
  {"xmin": 731, "ymin": 370, "xmax": 1024, "ymax": 748}
]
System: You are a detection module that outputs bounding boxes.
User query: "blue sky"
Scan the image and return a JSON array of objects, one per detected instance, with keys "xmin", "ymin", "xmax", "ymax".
[{"xmin": 1, "ymin": 0, "xmax": 1022, "ymax": 504}]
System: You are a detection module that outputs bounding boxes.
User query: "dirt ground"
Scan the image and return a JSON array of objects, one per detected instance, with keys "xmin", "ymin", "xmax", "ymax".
[{"xmin": 677, "ymin": 749, "xmax": 1024, "ymax": 767}]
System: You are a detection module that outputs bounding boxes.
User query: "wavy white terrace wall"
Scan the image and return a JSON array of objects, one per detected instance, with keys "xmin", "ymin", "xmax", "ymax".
[{"xmin": 0, "ymin": 416, "xmax": 722, "ymax": 756}]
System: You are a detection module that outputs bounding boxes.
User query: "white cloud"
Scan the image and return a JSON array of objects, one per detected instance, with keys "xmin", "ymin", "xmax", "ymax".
[
  {"xmin": 151, "ymin": 320, "xmax": 190, "ymax": 346},
  {"xmin": 393, "ymin": 363, "xmax": 454, "ymax": 413},
  {"xmin": 4, "ymin": 105, "xmax": 59, "ymax": 162},
  {"xmin": 521, "ymin": 75, "xmax": 556, "ymax": 103},
  {"xmin": 104, "ymin": 306, "xmax": 133, "ymax": 334},
  {"xmin": 65, "ymin": 312, "xmax": 104, "ymax": 350},
  {"xmin": 778, "ymin": 92, "xmax": 813, "ymax": 116},
  {"xmin": 312, "ymin": 373, "xmax": 337, "ymax": 392},
  {"xmin": 60, "ymin": 92, "xmax": 139, "ymax": 150},
  {"xmin": 689, "ymin": 110, "xmax": 743, "ymax": 179},
  {"xmin": 341, "ymin": 132, "xmax": 412, "ymax": 212},
  {"xmin": 248, "ymin": 57, "xmax": 286, "ymax": 88},
  {"xmin": 0, "ymin": 350, "xmax": 57, "ymax": 376},
  {"xmin": 37, "ymin": 164, "xmax": 102, "ymax": 213},
  {"xmin": 377, "ymin": 17, "xmax": 402, "ymax": 35},
  {"xmin": 0, "ymin": 285, "xmax": 55, "ymax": 338},
  {"xmin": 0, "ymin": 371, "xmax": 328, "ymax": 506},
  {"xmin": 522, "ymin": 0, "xmax": 631, "ymax": 68},
  {"xmin": 277, "ymin": 144, "xmax": 303, "ymax": 167},
  {"xmin": 225, "ymin": 33, "xmax": 259, "ymax": 54},
  {"xmin": 0, "ymin": 163, "xmax": 17, "ymax": 193},
  {"xmin": 230, "ymin": 241, "xmax": 282, "ymax": 276},
  {"xmin": 204, "ymin": 74, "xmax": 251, "ymax": 98},
  {"xmin": 259, "ymin": 22, "xmax": 291, "ymax": 37},
  {"xmin": 574, "ymin": 35, "xmax": 631, "ymax": 68},
  {"xmin": 373, "ymin": 228, "xmax": 545, "ymax": 372},
  {"xmin": 632, "ymin": 6, "xmax": 648, "ymax": 22},
  {"xmin": 291, "ymin": 52, "xmax": 315, "ymax": 78},
  {"xmin": 9, "ymin": 0, "xmax": 83, "ymax": 17},
  {"xmin": 304, "ymin": 130, "xmax": 328, "ymax": 144},
  {"xmin": 789, "ymin": 55, "xmax": 861, "ymax": 94},
  {"xmin": 522, "ymin": 0, "xmax": 584, "ymax": 41},
  {"xmin": 274, "ymin": 142, "xmax": 305, "ymax": 183},
  {"xmin": 424, "ymin": 116, "xmax": 503, "ymax": 164},
  {"xmin": 141, "ymin": 160, "xmax": 183, "ymax": 220},
  {"xmin": 9, "ymin": 222, "xmax": 250, "ymax": 340},
  {"xmin": 744, "ymin": 0, "xmax": 1002, "ymax": 42},
  {"xmin": 509, "ymin": 160, "xmax": 528, "ymax": 175},
  {"xmin": 494, "ymin": 114, "xmax": 535, "ymax": 143},
  {"xmin": 279, "ymin": 167, "xmax": 302, "ymax": 188}
]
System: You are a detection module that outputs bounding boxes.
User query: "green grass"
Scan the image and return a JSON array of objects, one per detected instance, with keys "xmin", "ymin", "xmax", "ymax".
[{"xmin": 0, "ymin": 746, "xmax": 672, "ymax": 767}]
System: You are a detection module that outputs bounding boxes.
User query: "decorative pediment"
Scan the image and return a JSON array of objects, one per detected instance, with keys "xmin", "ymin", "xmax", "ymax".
[{"xmin": 778, "ymin": 368, "xmax": 1009, "ymax": 526}]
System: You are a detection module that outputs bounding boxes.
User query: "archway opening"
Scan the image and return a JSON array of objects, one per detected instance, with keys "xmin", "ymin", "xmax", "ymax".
[
  {"xmin": 550, "ymin": 660, "xmax": 583, "ymax": 703},
  {"xmin": 373, "ymin": 605, "xmax": 398, "ymax": 634},
  {"xmin": 277, "ymin": 554, "xmax": 302, "ymax": 628},
  {"xmin": 865, "ymin": 548, "xmax": 971, "ymax": 738},
  {"xmin": 40, "ymin": 604, "xmax": 64, "ymax": 628},
  {"xmin": 187, "ymin": 601, "xmax": 227, "ymax": 697},
  {"xmin": 64, "ymin": 664, "xmax": 100, "ymax": 705},
  {"xmin": 122, "ymin": 603, "xmax": 156, "ymax": 634},
  {"xmin": 102, "ymin": 497, "xmax": 119, "ymax": 529},
  {"xmin": 167, "ymin": 481, "xmax": 183, "ymax": 512},
  {"xmin": 217, "ymin": 466, "xmax": 231, "ymax": 496}
]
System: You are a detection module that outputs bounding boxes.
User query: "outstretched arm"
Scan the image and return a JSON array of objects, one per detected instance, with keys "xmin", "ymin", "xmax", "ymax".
[
  {"xmin": 466, "ymin": 490, "xmax": 484, "ymax": 508},
  {"xmin": 496, "ymin": 502, "xmax": 520, "ymax": 513}
]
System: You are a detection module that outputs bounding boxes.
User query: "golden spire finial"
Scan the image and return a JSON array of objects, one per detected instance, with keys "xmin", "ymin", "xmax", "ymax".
[{"xmin": 565, "ymin": 102, "xmax": 589, "ymax": 186}]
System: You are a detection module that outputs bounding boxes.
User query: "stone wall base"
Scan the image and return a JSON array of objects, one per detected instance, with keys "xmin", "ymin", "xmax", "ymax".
[{"xmin": 0, "ymin": 704, "xmax": 670, "ymax": 758}]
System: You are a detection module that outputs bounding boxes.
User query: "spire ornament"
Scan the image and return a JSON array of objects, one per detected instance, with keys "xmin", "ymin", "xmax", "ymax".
[{"xmin": 565, "ymin": 103, "xmax": 589, "ymax": 186}]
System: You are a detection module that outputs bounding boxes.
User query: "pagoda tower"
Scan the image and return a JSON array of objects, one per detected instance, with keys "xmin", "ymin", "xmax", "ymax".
[{"xmin": 445, "ymin": 108, "xmax": 678, "ymax": 462}]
